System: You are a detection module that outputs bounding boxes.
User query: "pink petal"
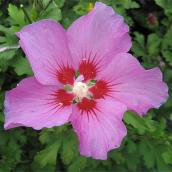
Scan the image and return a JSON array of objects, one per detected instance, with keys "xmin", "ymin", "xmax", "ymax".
[
  {"xmin": 70, "ymin": 98, "xmax": 127, "ymax": 160},
  {"xmin": 17, "ymin": 19, "xmax": 74, "ymax": 85},
  {"xmin": 67, "ymin": 2, "xmax": 131, "ymax": 69},
  {"xmin": 96, "ymin": 53, "xmax": 168, "ymax": 115},
  {"xmin": 4, "ymin": 77, "xmax": 72, "ymax": 130}
]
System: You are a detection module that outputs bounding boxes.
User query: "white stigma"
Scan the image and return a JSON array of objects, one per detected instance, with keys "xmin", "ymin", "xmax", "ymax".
[{"xmin": 72, "ymin": 81, "xmax": 88, "ymax": 99}]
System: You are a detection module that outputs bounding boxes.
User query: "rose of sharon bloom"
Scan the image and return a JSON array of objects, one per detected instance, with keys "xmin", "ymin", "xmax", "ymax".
[{"xmin": 4, "ymin": 2, "xmax": 168, "ymax": 160}]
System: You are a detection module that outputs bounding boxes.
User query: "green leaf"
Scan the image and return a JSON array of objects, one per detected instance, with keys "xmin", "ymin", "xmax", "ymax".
[
  {"xmin": 123, "ymin": 0, "xmax": 140, "ymax": 9},
  {"xmin": 139, "ymin": 140, "xmax": 156, "ymax": 169},
  {"xmin": 0, "ymin": 48, "xmax": 16, "ymax": 60},
  {"xmin": 39, "ymin": 125, "xmax": 68, "ymax": 145},
  {"xmin": 126, "ymin": 153, "xmax": 139, "ymax": 172},
  {"xmin": 147, "ymin": 33, "xmax": 161, "ymax": 56},
  {"xmin": 61, "ymin": 131, "xmax": 78, "ymax": 165},
  {"xmin": 12, "ymin": 57, "xmax": 33, "ymax": 76},
  {"xmin": 124, "ymin": 112, "xmax": 147, "ymax": 134},
  {"xmin": 126, "ymin": 139, "xmax": 137, "ymax": 153},
  {"xmin": 155, "ymin": 0, "xmax": 172, "ymax": 16},
  {"xmin": 162, "ymin": 152, "xmax": 172, "ymax": 164},
  {"xmin": 161, "ymin": 25, "xmax": 172, "ymax": 66},
  {"xmin": 109, "ymin": 151, "xmax": 125, "ymax": 164},
  {"xmin": 0, "ymin": 49, "xmax": 16, "ymax": 72},
  {"xmin": 68, "ymin": 157, "xmax": 87, "ymax": 172},
  {"xmin": 54, "ymin": 0, "xmax": 65, "ymax": 7},
  {"xmin": 39, "ymin": 2, "xmax": 62, "ymax": 21},
  {"xmin": 8, "ymin": 4, "xmax": 25, "ymax": 26},
  {"xmin": 35, "ymin": 140, "xmax": 61, "ymax": 167},
  {"xmin": 162, "ymin": 50, "xmax": 172, "ymax": 66},
  {"xmin": 73, "ymin": 2, "xmax": 92, "ymax": 16},
  {"xmin": 132, "ymin": 32, "xmax": 146, "ymax": 57}
]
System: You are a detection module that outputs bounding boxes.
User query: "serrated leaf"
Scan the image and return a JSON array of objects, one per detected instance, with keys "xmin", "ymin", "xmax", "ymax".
[
  {"xmin": 0, "ymin": 49, "xmax": 16, "ymax": 59},
  {"xmin": 35, "ymin": 140, "xmax": 61, "ymax": 167},
  {"xmin": 124, "ymin": 112, "xmax": 147, "ymax": 134},
  {"xmin": 132, "ymin": 32, "xmax": 146, "ymax": 57},
  {"xmin": 147, "ymin": 33, "xmax": 161, "ymax": 56},
  {"xmin": 68, "ymin": 157, "xmax": 87, "ymax": 172},
  {"xmin": 8, "ymin": 4, "xmax": 25, "ymax": 26},
  {"xmin": 61, "ymin": 131, "xmax": 78, "ymax": 165},
  {"xmin": 139, "ymin": 140, "xmax": 155, "ymax": 169}
]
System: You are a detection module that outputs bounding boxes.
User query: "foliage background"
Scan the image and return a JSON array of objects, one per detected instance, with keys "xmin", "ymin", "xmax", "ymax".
[{"xmin": 0, "ymin": 0, "xmax": 172, "ymax": 171}]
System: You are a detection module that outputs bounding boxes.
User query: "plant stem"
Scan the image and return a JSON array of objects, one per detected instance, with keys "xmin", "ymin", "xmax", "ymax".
[{"xmin": 0, "ymin": 45, "xmax": 20, "ymax": 53}]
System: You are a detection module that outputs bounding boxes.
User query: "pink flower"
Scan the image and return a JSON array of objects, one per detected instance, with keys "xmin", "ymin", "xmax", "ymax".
[{"xmin": 4, "ymin": 2, "xmax": 168, "ymax": 160}]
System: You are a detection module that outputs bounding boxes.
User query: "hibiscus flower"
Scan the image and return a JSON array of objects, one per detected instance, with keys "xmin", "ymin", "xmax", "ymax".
[{"xmin": 4, "ymin": 2, "xmax": 168, "ymax": 159}]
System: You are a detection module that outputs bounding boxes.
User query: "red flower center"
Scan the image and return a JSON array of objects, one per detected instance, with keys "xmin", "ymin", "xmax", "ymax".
[
  {"xmin": 57, "ymin": 66, "xmax": 75, "ymax": 85},
  {"xmin": 79, "ymin": 59, "xmax": 97, "ymax": 81},
  {"xmin": 77, "ymin": 98, "xmax": 97, "ymax": 114},
  {"xmin": 52, "ymin": 59, "xmax": 110, "ymax": 113}
]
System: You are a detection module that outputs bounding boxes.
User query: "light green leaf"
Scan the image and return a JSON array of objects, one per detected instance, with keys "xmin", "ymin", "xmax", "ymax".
[
  {"xmin": 39, "ymin": 2, "xmax": 62, "ymax": 21},
  {"xmin": 124, "ymin": 112, "xmax": 147, "ymax": 134},
  {"xmin": 162, "ymin": 152, "xmax": 172, "ymax": 164},
  {"xmin": 35, "ymin": 140, "xmax": 61, "ymax": 167},
  {"xmin": 12, "ymin": 57, "xmax": 33, "ymax": 76},
  {"xmin": 155, "ymin": 0, "xmax": 172, "ymax": 16},
  {"xmin": 8, "ymin": 4, "xmax": 25, "ymax": 26}
]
